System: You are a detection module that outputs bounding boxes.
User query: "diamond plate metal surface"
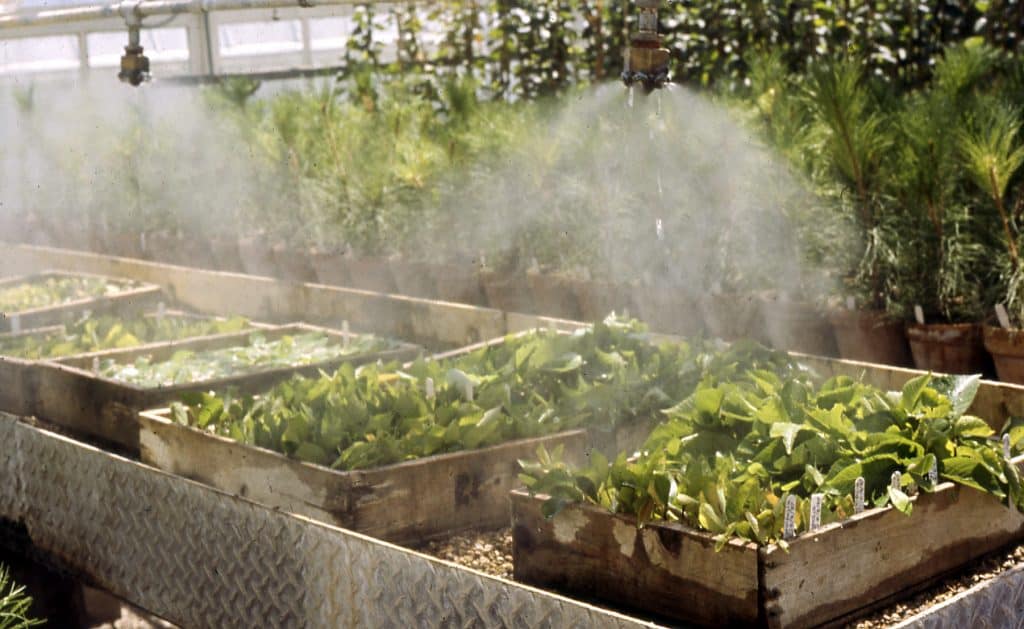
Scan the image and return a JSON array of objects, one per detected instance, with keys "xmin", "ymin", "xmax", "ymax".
[
  {"xmin": 1, "ymin": 419, "xmax": 657, "ymax": 629},
  {"xmin": 895, "ymin": 564, "xmax": 1024, "ymax": 629}
]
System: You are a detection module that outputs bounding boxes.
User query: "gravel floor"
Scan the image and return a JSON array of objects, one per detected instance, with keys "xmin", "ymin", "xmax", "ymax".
[{"xmin": 418, "ymin": 527, "xmax": 1024, "ymax": 627}]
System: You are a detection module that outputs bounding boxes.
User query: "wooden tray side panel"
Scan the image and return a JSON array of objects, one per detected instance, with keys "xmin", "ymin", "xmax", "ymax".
[
  {"xmin": 0, "ymin": 357, "xmax": 36, "ymax": 416},
  {"xmin": 511, "ymin": 491, "xmax": 761, "ymax": 627},
  {"xmin": 140, "ymin": 410, "xmax": 589, "ymax": 544},
  {"xmin": 762, "ymin": 485, "xmax": 1024, "ymax": 629}
]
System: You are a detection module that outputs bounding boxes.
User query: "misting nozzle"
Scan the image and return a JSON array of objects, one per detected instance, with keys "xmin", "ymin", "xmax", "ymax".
[
  {"xmin": 622, "ymin": 0, "xmax": 670, "ymax": 92},
  {"xmin": 118, "ymin": 4, "xmax": 150, "ymax": 87}
]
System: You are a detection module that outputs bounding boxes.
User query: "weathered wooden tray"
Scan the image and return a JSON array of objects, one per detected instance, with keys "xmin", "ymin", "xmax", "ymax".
[
  {"xmin": 0, "ymin": 309, "xmax": 268, "ymax": 418},
  {"xmin": 138, "ymin": 406, "xmax": 587, "ymax": 545},
  {"xmin": 0, "ymin": 271, "xmax": 163, "ymax": 333},
  {"xmin": 511, "ymin": 459, "xmax": 1024, "ymax": 629},
  {"xmin": 34, "ymin": 323, "xmax": 421, "ymax": 453}
]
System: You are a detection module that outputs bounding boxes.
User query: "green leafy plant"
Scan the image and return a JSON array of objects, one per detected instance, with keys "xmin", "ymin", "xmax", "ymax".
[
  {"xmin": 0, "ymin": 313, "xmax": 250, "ymax": 360},
  {"xmin": 167, "ymin": 316, "xmax": 805, "ymax": 470},
  {"xmin": 0, "ymin": 565, "xmax": 43, "ymax": 629},
  {"xmin": 98, "ymin": 331, "xmax": 390, "ymax": 387},
  {"xmin": 960, "ymin": 98, "xmax": 1024, "ymax": 324},
  {"xmin": 0, "ymin": 276, "xmax": 137, "ymax": 314},
  {"xmin": 521, "ymin": 368, "xmax": 1021, "ymax": 549}
]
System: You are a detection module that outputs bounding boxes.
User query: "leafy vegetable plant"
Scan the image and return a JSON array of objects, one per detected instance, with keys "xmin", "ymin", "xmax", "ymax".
[
  {"xmin": 167, "ymin": 316, "xmax": 804, "ymax": 471},
  {"xmin": 0, "ymin": 275, "xmax": 137, "ymax": 314},
  {"xmin": 0, "ymin": 313, "xmax": 250, "ymax": 360},
  {"xmin": 520, "ymin": 367, "xmax": 1022, "ymax": 549},
  {"xmin": 0, "ymin": 565, "xmax": 43, "ymax": 629},
  {"xmin": 98, "ymin": 331, "xmax": 389, "ymax": 387}
]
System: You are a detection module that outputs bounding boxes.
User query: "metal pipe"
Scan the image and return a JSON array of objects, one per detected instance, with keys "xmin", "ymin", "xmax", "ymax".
[{"xmin": 0, "ymin": 0, "xmax": 380, "ymax": 30}]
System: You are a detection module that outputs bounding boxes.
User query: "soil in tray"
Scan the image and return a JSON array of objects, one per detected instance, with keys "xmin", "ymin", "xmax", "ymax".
[{"xmin": 420, "ymin": 525, "xmax": 1024, "ymax": 628}]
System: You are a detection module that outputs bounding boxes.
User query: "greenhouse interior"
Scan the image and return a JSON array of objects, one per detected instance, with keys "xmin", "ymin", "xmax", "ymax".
[{"xmin": 1, "ymin": 0, "xmax": 1024, "ymax": 626}]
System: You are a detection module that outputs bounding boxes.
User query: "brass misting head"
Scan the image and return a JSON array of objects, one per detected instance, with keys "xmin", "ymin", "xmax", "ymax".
[
  {"xmin": 119, "ymin": 42, "xmax": 150, "ymax": 87},
  {"xmin": 622, "ymin": 0, "xmax": 670, "ymax": 92}
]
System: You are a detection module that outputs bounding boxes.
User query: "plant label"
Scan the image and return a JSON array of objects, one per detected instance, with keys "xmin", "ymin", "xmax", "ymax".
[
  {"xmin": 809, "ymin": 493, "xmax": 823, "ymax": 531},
  {"xmin": 914, "ymin": 305, "xmax": 925, "ymax": 325},
  {"xmin": 140, "ymin": 232, "xmax": 146, "ymax": 253},
  {"xmin": 1004, "ymin": 434, "xmax": 1012, "ymax": 460},
  {"xmin": 9, "ymin": 313, "xmax": 19, "ymax": 334},
  {"xmin": 157, "ymin": 301, "xmax": 166, "ymax": 321},
  {"xmin": 854, "ymin": 477, "xmax": 865, "ymax": 513},
  {"xmin": 783, "ymin": 495, "xmax": 797, "ymax": 539},
  {"xmin": 465, "ymin": 380, "xmax": 474, "ymax": 402},
  {"xmin": 891, "ymin": 471, "xmax": 901, "ymax": 491},
  {"xmin": 846, "ymin": 296, "xmax": 855, "ymax": 310},
  {"xmin": 342, "ymin": 320, "xmax": 350, "ymax": 350},
  {"xmin": 92, "ymin": 357, "xmax": 100, "ymax": 375},
  {"xmin": 425, "ymin": 377, "xmax": 435, "ymax": 401},
  {"xmin": 655, "ymin": 218, "xmax": 664, "ymax": 241},
  {"xmin": 997, "ymin": 304, "xmax": 1011, "ymax": 330},
  {"xmin": 929, "ymin": 460, "xmax": 938, "ymax": 486}
]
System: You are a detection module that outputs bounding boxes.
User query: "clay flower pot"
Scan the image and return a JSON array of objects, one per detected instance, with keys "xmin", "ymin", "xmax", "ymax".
[
  {"xmin": 309, "ymin": 249, "xmax": 351, "ymax": 286},
  {"xmin": 344, "ymin": 256, "xmax": 397, "ymax": 293},
  {"xmin": 390, "ymin": 259, "xmax": 439, "ymax": 299},
  {"xmin": 699, "ymin": 292, "xmax": 763, "ymax": 343},
  {"xmin": 573, "ymin": 280, "xmax": 635, "ymax": 323},
  {"xmin": 527, "ymin": 272, "xmax": 582, "ymax": 321},
  {"xmin": 983, "ymin": 325, "xmax": 1024, "ymax": 383},
  {"xmin": 236, "ymin": 235, "xmax": 278, "ymax": 278},
  {"xmin": 271, "ymin": 244, "xmax": 316, "ymax": 283},
  {"xmin": 827, "ymin": 309, "xmax": 913, "ymax": 367},
  {"xmin": 905, "ymin": 322, "xmax": 989, "ymax": 375},
  {"xmin": 432, "ymin": 263, "xmax": 486, "ymax": 306},
  {"xmin": 631, "ymin": 285, "xmax": 704, "ymax": 337},
  {"xmin": 758, "ymin": 295, "xmax": 837, "ymax": 357},
  {"xmin": 481, "ymin": 270, "xmax": 535, "ymax": 313}
]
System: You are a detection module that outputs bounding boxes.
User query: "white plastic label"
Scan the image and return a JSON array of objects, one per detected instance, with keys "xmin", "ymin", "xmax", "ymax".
[
  {"xmin": 928, "ymin": 460, "xmax": 938, "ymax": 486},
  {"xmin": 783, "ymin": 495, "xmax": 797, "ymax": 539},
  {"xmin": 846, "ymin": 296, "xmax": 856, "ymax": 310},
  {"xmin": 854, "ymin": 477, "xmax": 865, "ymax": 514},
  {"xmin": 425, "ymin": 377, "xmax": 435, "ymax": 401},
  {"xmin": 1004, "ymin": 434, "xmax": 1012, "ymax": 460},
  {"xmin": 914, "ymin": 305, "xmax": 925, "ymax": 325},
  {"xmin": 656, "ymin": 219, "xmax": 664, "ymax": 241},
  {"xmin": 92, "ymin": 357, "xmax": 100, "ymax": 374},
  {"xmin": 342, "ymin": 320, "xmax": 350, "ymax": 350},
  {"xmin": 891, "ymin": 471, "xmax": 901, "ymax": 491},
  {"xmin": 9, "ymin": 313, "xmax": 19, "ymax": 334},
  {"xmin": 809, "ymin": 494, "xmax": 823, "ymax": 531},
  {"xmin": 997, "ymin": 304, "xmax": 1012, "ymax": 330},
  {"xmin": 157, "ymin": 301, "xmax": 166, "ymax": 321}
]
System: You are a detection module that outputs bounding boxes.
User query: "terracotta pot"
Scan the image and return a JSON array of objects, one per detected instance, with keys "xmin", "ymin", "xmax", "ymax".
[
  {"xmin": 573, "ymin": 280, "xmax": 635, "ymax": 323},
  {"xmin": 309, "ymin": 250, "xmax": 351, "ymax": 286},
  {"xmin": 390, "ymin": 259, "xmax": 439, "ymax": 299},
  {"xmin": 699, "ymin": 292, "xmax": 763, "ymax": 342},
  {"xmin": 144, "ymin": 231, "xmax": 182, "ymax": 265},
  {"xmin": 982, "ymin": 325, "xmax": 1024, "ymax": 383},
  {"xmin": 103, "ymin": 232, "xmax": 144, "ymax": 259},
  {"xmin": 236, "ymin": 236, "xmax": 278, "ymax": 277},
  {"xmin": 759, "ymin": 296, "xmax": 838, "ymax": 357},
  {"xmin": 481, "ymin": 271, "xmax": 535, "ymax": 314},
  {"xmin": 527, "ymin": 273, "xmax": 582, "ymax": 321},
  {"xmin": 209, "ymin": 235, "xmax": 245, "ymax": 273},
  {"xmin": 827, "ymin": 309, "xmax": 913, "ymax": 367},
  {"xmin": 272, "ymin": 244, "xmax": 316, "ymax": 283},
  {"xmin": 632, "ymin": 286, "xmax": 704, "ymax": 337},
  {"xmin": 432, "ymin": 263, "xmax": 486, "ymax": 306},
  {"xmin": 345, "ymin": 257, "xmax": 397, "ymax": 293},
  {"xmin": 906, "ymin": 322, "xmax": 989, "ymax": 375}
]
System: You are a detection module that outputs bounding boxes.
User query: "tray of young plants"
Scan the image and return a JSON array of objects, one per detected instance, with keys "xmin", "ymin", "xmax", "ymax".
[
  {"xmin": 512, "ymin": 365, "xmax": 1024, "ymax": 629},
  {"xmin": 135, "ymin": 317, "xmax": 815, "ymax": 545},
  {"xmin": 33, "ymin": 323, "xmax": 419, "ymax": 453},
  {"xmin": 0, "ymin": 308, "xmax": 256, "ymax": 417},
  {"xmin": 0, "ymin": 271, "xmax": 163, "ymax": 333}
]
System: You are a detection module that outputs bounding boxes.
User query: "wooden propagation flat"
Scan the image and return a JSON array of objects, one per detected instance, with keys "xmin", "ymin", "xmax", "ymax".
[
  {"xmin": 0, "ymin": 270, "xmax": 163, "ymax": 333},
  {"xmin": 139, "ymin": 406, "xmax": 589, "ymax": 545},
  {"xmin": 33, "ymin": 323, "xmax": 421, "ymax": 452},
  {"xmin": 510, "ymin": 462, "xmax": 1024, "ymax": 628}
]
